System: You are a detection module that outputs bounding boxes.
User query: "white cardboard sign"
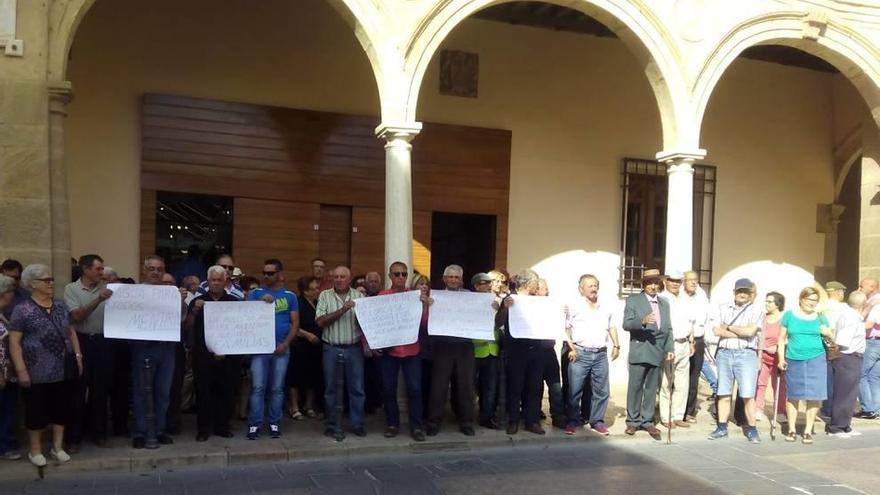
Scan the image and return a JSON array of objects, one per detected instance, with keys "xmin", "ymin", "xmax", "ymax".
[
  {"xmin": 204, "ymin": 301, "xmax": 276, "ymax": 355},
  {"xmin": 104, "ymin": 284, "xmax": 181, "ymax": 342}
]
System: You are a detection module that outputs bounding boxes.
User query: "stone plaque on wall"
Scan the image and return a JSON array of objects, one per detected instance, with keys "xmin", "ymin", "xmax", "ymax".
[{"xmin": 439, "ymin": 49, "xmax": 479, "ymax": 98}]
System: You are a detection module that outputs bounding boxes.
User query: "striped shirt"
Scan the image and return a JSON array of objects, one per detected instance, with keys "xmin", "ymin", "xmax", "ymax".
[
  {"xmin": 711, "ymin": 301, "xmax": 763, "ymax": 350},
  {"xmin": 316, "ymin": 288, "xmax": 364, "ymax": 345}
]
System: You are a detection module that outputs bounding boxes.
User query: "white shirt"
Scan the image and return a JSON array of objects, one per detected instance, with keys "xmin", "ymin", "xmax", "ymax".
[
  {"xmin": 822, "ymin": 300, "xmax": 847, "ymax": 331},
  {"xmin": 566, "ymin": 298, "xmax": 613, "ymax": 349},
  {"xmin": 678, "ymin": 286, "xmax": 710, "ymax": 338},
  {"xmin": 835, "ymin": 306, "xmax": 866, "ymax": 354},
  {"xmin": 711, "ymin": 301, "xmax": 764, "ymax": 350},
  {"xmin": 659, "ymin": 291, "xmax": 689, "ymax": 340}
]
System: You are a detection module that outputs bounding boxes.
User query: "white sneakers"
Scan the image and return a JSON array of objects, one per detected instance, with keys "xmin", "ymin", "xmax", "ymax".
[
  {"xmin": 50, "ymin": 449, "xmax": 71, "ymax": 462},
  {"xmin": 28, "ymin": 452, "xmax": 47, "ymax": 467},
  {"xmin": 827, "ymin": 431, "xmax": 851, "ymax": 439}
]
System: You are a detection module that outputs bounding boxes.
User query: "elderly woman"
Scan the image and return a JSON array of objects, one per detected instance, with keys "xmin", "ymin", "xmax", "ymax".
[
  {"xmin": 287, "ymin": 276, "xmax": 324, "ymax": 420},
  {"xmin": 9, "ymin": 264, "xmax": 82, "ymax": 466},
  {"xmin": 0, "ymin": 275, "xmax": 22, "ymax": 460},
  {"xmin": 778, "ymin": 286, "xmax": 832, "ymax": 444},
  {"xmin": 756, "ymin": 291, "xmax": 787, "ymax": 423}
]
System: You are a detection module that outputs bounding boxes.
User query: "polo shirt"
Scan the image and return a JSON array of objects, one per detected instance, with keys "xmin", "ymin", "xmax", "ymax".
[
  {"xmin": 63, "ymin": 279, "xmax": 107, "ymax": 336},
  {"xmin": 316, "ymin": 287, "xmax": 363, "ymax": 345},
  {"xmin": 566, "ymin": 298, "xmax": 613, "ymax": 349}
]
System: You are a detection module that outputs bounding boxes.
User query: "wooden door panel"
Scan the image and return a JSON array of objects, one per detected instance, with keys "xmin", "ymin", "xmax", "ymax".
[
  {"xmin": 351, "ymin": 207, "xmax": 384, "ymax": 275},
  {"xmin": 319, "ymin": 205, "xmax": 352, "ymax": 270},
  {"xmin": 233, "ymin": 198, "xmax": 319, "ymax": 280}
]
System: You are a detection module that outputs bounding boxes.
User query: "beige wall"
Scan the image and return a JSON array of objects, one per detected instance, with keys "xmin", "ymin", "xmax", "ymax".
[{"xmin": 66, "ymin": 0, "xmax": 862, "ymax": 304}]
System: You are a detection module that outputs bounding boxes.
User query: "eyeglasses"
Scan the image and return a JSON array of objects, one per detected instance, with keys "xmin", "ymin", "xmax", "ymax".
[
  {"xmin": 391, "ymin": 271, "xmax": 408, "ymax": 278},
  {"xmin": 35, "ymin": 277, "xmax": 55, "ymax": 283},
  {"xmin": 262, "ymin": 271, "xmax": 278, "ymax": 277}
]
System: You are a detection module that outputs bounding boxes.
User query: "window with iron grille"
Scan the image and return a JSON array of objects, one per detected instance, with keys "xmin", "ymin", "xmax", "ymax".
[{"xmin": 619, "ymin": 158, "xmax": 716, "ymax": 296}]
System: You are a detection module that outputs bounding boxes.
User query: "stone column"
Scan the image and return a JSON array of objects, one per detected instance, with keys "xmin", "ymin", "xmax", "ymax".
[
  {"xmin": 657, "ymin": 151, "xmax": 705, "ymax": 274},
  {"xmin": 376, "ymin": 123, "xmax": 422, "ymax": 277},
  {"xmin": 48, "ymin": 81, "xmax": 73, "ymax": 291},
  {"xmin": 860, "ymin": 121, "xmax": 880, "ymax": 279}
]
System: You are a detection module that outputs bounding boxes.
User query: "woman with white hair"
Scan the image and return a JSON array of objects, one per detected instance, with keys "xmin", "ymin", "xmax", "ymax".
[
  {"xmin": 0, "ymin": 274, "xmax": 22, "ymax": 460},
  {"xmin": 8, "ymin": 264, "xmax": 82, "ymax": 466}
]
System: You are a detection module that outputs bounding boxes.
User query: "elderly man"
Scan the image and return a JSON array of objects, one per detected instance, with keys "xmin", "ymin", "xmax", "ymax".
[
  {"xmin": 316, "ymin": 266, "xmax": 366, "ymax": 438},
  {"xmin": 858, "ymin": 286, "xmax": 880, "ymax": 419},
  {"xmin": 681, "ymin": 270, "xmax": 710, "ymax": 423},
  {"xmin": 363, "ymin": 270, "xmax": 385, "ymax": 414},
  {"xmin": 623, "ymin": 268, "xmax": 672, "ymax": 440},
  {"xmin": 860, "ymin": 278, "xmax": 880, "ymax": 317},
  {"xmin": 708, "ymin": 278, "xmax": 764, "ymax": 443},
  {"xmin": 426, "ymin": 264, "xmax": 477, "ymax": 437},
  {"xmin": 377, "ymin": 262, "xmax": 426, "ymax": 441},
  {"xmin": 197, "ymin": 254, "xmax": 243, "ymax": 300},
  {"xmin": 827, "ymin": 291, "xmax": 867, "ymax": 437},
  {"xmin": 1, "ymin": 259, "xmax": 28, "ymax": 319},
  {"xmin": 64, "ymin": 255, "xmax": 114, "ymax": 451},
  {"xmin": 564, "ymin": 274, "xmax": 620, "ymax": 436},
  {"xmin": 658, "ymin": 270, "xmax": 694, "ymax": 429},
  {"xmin": 246, "ymin": 259, "xmax": 298, "ymax": 440},
  {"xmin": 472, "ymin": 273, "xmax": 500, "ymax": 430},
  {"xmin": 312, "ymin": 257, "xmax": 332, "ymax": 291},
  {"xmin": 130, "ymin": 255, "xmax": 182, "ymax": 449},
  {"xmin": 365, "ymin": 272, "xmax": 383, "ymax": 297},
  {"xmin": 185, "ymin": 265, "xmax": 242, "ymax": 441},
  {"xmin": 820, "ymin": 281, "xmax": 848, "ymax": 418}
]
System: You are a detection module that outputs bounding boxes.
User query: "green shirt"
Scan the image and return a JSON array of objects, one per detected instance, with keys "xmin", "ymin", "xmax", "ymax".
[
  {"xmin": 316, "ymin": 288, "xmax": 363, "ymax": 345},
  {"xmin": 781, "ymin": 310, "xmax": 829, "ymax": 361}
]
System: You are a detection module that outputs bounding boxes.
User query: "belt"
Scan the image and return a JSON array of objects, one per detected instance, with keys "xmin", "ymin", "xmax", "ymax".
[
  {"xmin": 323, "ymin": 341, "xmax": 359, "ymax": 348},
  {"xmin": 674, "ymin": 338, "xmax": 690, "ymax": 343},
  {"xmin": 694, "ymin": 336, "xmax": 704, "ymax": 340},
  {"xmin": 575, "ymin": 344, "xmax": 606, "ymax": 353},
  {"xmin": 868, "ymin": 337, "xmax": 880, "ymax": 341}
]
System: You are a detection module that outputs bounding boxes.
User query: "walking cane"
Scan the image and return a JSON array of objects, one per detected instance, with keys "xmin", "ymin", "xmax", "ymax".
[
  {"xmin": 771, "ymin": 368, "xmax": 783, "ymax": 441},
  {"xmin": 666, "ymin": 358, "xmax": 674, "ymax": 445},
  {"xmin": 333, "ymin": 349, "xmax": 345, "ymax": 442},
  {"xmin": 143, "ymin": 357, "xmax": 159, "ymax": 449}
]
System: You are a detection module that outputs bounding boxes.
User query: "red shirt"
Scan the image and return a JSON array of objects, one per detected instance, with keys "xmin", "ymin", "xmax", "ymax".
[{"xmin": 378, "ymin": 288, "xmax": 420, "ymax": 358}]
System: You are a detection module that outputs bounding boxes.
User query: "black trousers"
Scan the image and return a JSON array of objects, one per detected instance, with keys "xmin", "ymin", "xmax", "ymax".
[
  {"xmin": 427, "ymin": 340, "xmax": 475, "ymax": 427},
  {"xmin": 69, "ymin": 334, "xmax": 116, "ymax": 443},
  {"xmin": 193, "ymin": 350, "xmax": 241, "ymax": 435},
  {"xmin": 110, "ymin": 340, "xmax": 131, "ymax": 435},
  {"xmin": 685, "ymin": 337, "xmax": 706, "ymax": 417},
  {"xmin": 828, "ymin": 353, "xmax": 863, "ymax": 433},
  {"xmin": 506, "ymin": 340, "xmax": 543, "ymax": 425},
  {"xmin": 364, "ymin": 355, "xmax": 384, "ymax": 413},
  {"xmin": 166, "ymin": 344, "xmax": 186, "ymax": 434}
]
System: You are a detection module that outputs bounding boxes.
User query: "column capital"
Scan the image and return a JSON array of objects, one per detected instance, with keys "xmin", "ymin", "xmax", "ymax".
[
  {"xmin": 376, "ymin": 122, "xmax": 422, "ymax": 142},
  {"xmin": 655, "ymin": 149, "xmax": 706, "ymax": 164},
  {"xmin": 48, "ymin": 80, "xmax": 73, "ymax": 116}
]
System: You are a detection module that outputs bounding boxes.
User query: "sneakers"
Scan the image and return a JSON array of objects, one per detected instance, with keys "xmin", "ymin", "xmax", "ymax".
[
  {"xmin": 592, "ymin": 423, "xmax": 610, "ymax": 436},
  {"xmin": 827, "ymin": 431, "xmax": 851, "ymax": 439},
  {"xmin": 50, "ymin": 449, "xmax": 71, "ymax": 462},
  {"xmin": 269, "ymin": 424, "xmax": 281, "ymax": 439},
  {"xmin": 847, "ymin": 429, "xmax": 863, "ymax": 437},
  {"xmin": 564, "ymin": 424, "xmax": 577, "ymax": 436},
  {"xmin": 707, "ymin": 427, "xmax": 728, "ymax": 440},
  {"xmin": 746, "ymin": 428, "xmax": 761, "ymax": 444},
  {"xmin": 247, "ymin": 425, "xmax": 260, "ymax": 440},
  {"xmin": 27, "ymin": 452, "xmax": 47, "ymax": 467},
  {"xmin": 1, "ymin": 451, "xmax": 21, "ymax": 461}
]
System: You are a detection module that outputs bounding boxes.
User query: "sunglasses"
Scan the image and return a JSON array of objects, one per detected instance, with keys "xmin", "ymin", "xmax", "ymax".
[
  {"xmin": 391, "ymin": 271, "xmax": 408, "ymax": 277},
  {"xmin": 263, "ymin": 271, "xmax": 278, "ymax": 277},
  {"xmin": 220, "ymin": 264, "xmax": 235, "ymax": 270}
]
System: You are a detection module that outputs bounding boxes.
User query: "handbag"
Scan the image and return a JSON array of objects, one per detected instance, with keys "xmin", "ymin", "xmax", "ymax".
[{"xmin": 824, "ymin": 338, "xmax": 842, "ymax": 361}]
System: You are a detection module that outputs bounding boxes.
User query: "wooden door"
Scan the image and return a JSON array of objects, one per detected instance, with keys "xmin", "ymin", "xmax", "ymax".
[
  {"xmin": 233, "ymin": 198, "xmax": 319, "ymax": 279},
  {"xmin": 351, "ymin": 206, "xmax": 384, "ymax": 275},
  {"xmin": 319, "ymin": 205, "xmax": 352, "ymax": 271}
]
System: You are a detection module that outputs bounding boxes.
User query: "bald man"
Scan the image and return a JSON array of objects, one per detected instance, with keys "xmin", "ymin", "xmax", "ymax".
[{"xmin": 316, "ymin": 266, "xmax": 366, "ymax": 438}]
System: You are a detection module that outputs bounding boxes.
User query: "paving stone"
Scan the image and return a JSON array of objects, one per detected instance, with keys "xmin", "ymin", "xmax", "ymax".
[
  {"xmin": 712, "ymin": 479, "xmax": 800, "ymax": 495},
  {"xmin": 804, "ymin": 485, "xmax": 871, "ymax": 494},
  {"xmin": 762, "ymin": 470, "xmax": 840, "ymax": 487},
  {"xmin": 686, "ymin": 466, "xmax": 762, "ymax": 483}
]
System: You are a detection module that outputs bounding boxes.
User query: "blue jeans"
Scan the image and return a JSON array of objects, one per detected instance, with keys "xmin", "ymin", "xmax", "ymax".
[
  {"xmin": 859, "ymin": 340, "xmax": 880, "ymax": 413},
  {"xmin": 716, "ymin": 349, "xmax": 759, "ymax": 398},
  {"xmin": 0, "ymin": 382, "xmax": 18, "ymax": 454},
  {"xmin": 566, "ymin": 348, "xmax": 609, "ymax": 427},
  {"xmin": 323, "ymin": 344, "xmax": 365, "ymax": 430},
  {"xmin": 702, "ymin": 359, "xmax": 718, "ymax": 393},
  {"xmin": 130, "ymin": 341, "xmax": 176, "ymax": 438},
  {"xmin": 475, "ymin": 356, "xmax": 498, "ymax": 423},
  {"xmin": 248, "ymin": 352, "xmax": 290, "ymax": 427},
  {"xmin": 381, "ymin": 355, "xmax": 422, "ymax": 430}
]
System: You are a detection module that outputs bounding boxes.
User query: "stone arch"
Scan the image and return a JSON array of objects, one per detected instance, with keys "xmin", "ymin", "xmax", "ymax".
[
  {"xmin": 692, "ymin": 11, "xmax": 880, "ymax": 146},
  {"xmin": 47, "ymin": 0, "xmax": 391, "ymax": 112},
  {"xmin": 401, "ymin": 0, "xmax": 693, "ymax": 151}
]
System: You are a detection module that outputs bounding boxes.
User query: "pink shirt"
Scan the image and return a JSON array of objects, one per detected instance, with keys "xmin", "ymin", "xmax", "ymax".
[{"xmin": 761, "ymin": 316, "xmax": 781, "ymax": 350}]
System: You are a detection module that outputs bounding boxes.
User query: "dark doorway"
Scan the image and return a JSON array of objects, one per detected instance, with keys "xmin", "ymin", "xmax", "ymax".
[
  {"xmin": 430, "ymin": 212, "xmax": 496, "ymax": 289},
  {"xmin": 837, "ymin": 157, "xmax": 861, "ymax": 290}
]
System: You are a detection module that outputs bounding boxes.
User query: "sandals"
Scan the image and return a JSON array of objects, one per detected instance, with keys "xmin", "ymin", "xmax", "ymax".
[
  {"xmin": 290, "ymin": 410, "xmax": 304, "ymax": 421},
  {"xmin": 304, "ymin": 409, "xmax": 318, "ymax": 419},
  {"xmin": 802, "ymin": 433, "xmax": 814, "ymax": 444},
  {"xmin": 784, "ymin": 432, "xmax": 797, "ymax": 442}
]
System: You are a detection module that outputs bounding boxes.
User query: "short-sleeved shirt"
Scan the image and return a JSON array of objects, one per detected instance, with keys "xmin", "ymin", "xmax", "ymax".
[
  {"xmin": 187, "ymin": 292, "xmax": 240, "ymax": 354},
  {"xmin": 867, "ymin": 304, "xmax": 880, "ymax": 339},
  {"xmin": 9, "ymin": 299, "xmax": 73, "ymax": 384},
  {"xmin": 316, "ymin": 288, "xmax": 363, "ymax": 345},
  {"xmin": 835, "ymin": 307, "xmax": 866, "ymax": 355},
  {"xmin": 566, "ymin": 298, "xmax": 613, "ymax": 349},
  {"xmin": 63, "ymin": 279, "xmax": 107, "ymax": 336},
  {"xmin": 376, "ymin": 288, "xmax": 420, "ymax": 358},
  {"xmin": 781, "ymin": 309, "xmax": 829, "ymax": 361},
  {"xmin": 712, "ymin": 302, "xmax": 764, "ymax": 350},
  {"xmin": 248, "ymin": 287, "xmax": 298, "ymax": 345}
]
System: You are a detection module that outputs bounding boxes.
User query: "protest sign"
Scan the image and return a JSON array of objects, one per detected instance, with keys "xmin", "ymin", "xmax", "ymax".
[
  {"xmin": 104, "ymin": 284, "xmax": 181, "ymax": 342},
  {"xmin": 204, "ymin": 301, "xmax": 276, "ymax": 355},
  {"xmin": 508, "ymin": 295, "xmax": 566, "ymax": 340},
  {"xmin": 353, "ymin": 291, "xmax": 423, "ymax": 349},
  {"xmin": 427, "ymin": 291, "xmax": 496, "ymax": 340}
]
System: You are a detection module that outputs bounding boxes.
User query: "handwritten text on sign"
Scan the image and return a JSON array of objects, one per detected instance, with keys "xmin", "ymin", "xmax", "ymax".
[
  {"xmin": 204, "ymin": 301, "xmax": 275, "ymax": 355},
  {"xmin": 354, "ymin": 291, "xmax": 423, "ymax": 349},
  {"xmin": 428, "ymin": 291, "xmax": 496, "ymax": 340},
  {"xmin": 104, "ymin": 284, "xmax": 181, "ymax": 342},
  {"xmin": 508, "ymin": 295, "xmax": 566, "ymax": 340}
]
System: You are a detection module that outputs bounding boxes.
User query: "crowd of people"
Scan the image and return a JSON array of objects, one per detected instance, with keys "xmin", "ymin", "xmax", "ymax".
[{"xmin": 0, "ymin": 254, "xmax": 878, "ymax": 467}]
